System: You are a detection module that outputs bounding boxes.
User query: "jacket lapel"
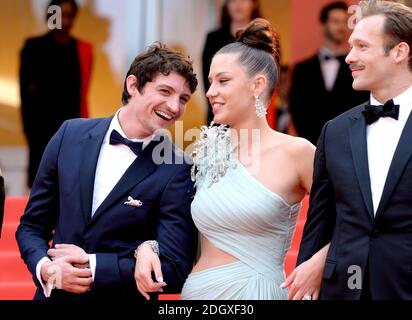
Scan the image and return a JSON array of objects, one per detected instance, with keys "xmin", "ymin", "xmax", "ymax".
[
  {"xmin": 79, "ymin": 117, "xmax": 112, "ymax": 223},
  {"xmin": 349, "ymin": 106, "xmax": 374, "ymax": 221},
  {"xmin": 87, "ymin": 137, "xmax": 163, "ymax": 226},
  {"xmin": 374, "ymin": 111, "xmax": 412, "ymax": 221}
]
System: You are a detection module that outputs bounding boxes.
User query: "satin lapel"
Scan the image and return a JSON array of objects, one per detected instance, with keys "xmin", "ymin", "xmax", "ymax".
[
  {"xmin": 79, "ymin": 117, "xmax": 112, "ymax": 223},
  {"xmin": 349, "ymin": 110, "xmax": 374, "ymax": 221},
  {"xmin": 87, "ymin": 137, "xmax": 161, "ymax": 226},
  {"xmin": 375, "ymin": 111, "xmax": 412, "ymax": 221}
]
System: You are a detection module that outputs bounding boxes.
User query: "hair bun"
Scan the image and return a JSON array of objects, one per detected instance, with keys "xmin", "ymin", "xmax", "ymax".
[{"xmin": 235, "ymin": 18, "xmax": 279, "ymax": 60}]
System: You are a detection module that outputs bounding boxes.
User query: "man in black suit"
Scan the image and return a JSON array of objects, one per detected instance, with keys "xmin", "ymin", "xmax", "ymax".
[
  {"xmin": 289, "ymin": 1, "xmax": 368, "ymax": 145},
  {"xmin": 294, "ymin": 0, "xmax": 412, "ymax": 299}
]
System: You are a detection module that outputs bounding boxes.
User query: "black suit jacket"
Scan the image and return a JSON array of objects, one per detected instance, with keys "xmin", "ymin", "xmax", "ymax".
[
  {"xmin": 16, "ymin": 118, "xmax": 198, "ymax": 300},
  {"xmin": 289, "ymin": 54, "xmax": 369, "ymax": 145},
  {"xmin": 297, "ymin": 102, "xmax": 412, "ymax": 299},
  {"xmin": 20, "ymin": 32, "xmax": 81, "ymax": 143}
]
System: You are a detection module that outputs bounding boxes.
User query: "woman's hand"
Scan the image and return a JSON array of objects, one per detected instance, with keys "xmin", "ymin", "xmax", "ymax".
[{"xmin": 281, "ymin": 244, "xmax": 329, "ymax": 300}]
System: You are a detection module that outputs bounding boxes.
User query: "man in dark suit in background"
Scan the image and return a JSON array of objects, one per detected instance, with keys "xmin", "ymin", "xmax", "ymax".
[
  {"xmin": 20, "ymin": 0, "xmax": 93, "ymax": 188},
  {"xmin": 289, "ymin": 1, "xmax": 368, "ymax": 145},
  {"xmin": 296, "ymin": 0, "xmax": 412, "ymax": 299},
  {"xmin": 16, "ymin": 43, "xmax": 198, "ymax": 300}
]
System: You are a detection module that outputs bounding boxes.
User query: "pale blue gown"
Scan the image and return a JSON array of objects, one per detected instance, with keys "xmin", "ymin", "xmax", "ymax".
[{"xmin": 181, "ymin": 159, "xmax": 301, "ymax": 300}]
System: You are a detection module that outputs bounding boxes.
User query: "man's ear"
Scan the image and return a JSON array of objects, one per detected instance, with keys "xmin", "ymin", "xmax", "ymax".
[
  {"xmin": 252, "ymin": 75, "xmax": 267, "ymax": 97},
  {"xmin": 394, "ymin": 42, "xmax": 410, "ymax": 65},
  {"xmin": 126, "ymin": 75, "xmax": 139, "ymax": 97}
]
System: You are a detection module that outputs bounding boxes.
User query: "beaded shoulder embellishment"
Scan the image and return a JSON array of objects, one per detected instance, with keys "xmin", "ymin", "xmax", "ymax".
[{"xmin": 191, "ymin": 122, "xmax": 237, "ymax": 188}]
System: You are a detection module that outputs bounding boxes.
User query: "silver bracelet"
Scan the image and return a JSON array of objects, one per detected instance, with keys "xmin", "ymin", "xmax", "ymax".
[{"xmin": 134, "ymin": 240, "xmax": 160, "ymax": 258}]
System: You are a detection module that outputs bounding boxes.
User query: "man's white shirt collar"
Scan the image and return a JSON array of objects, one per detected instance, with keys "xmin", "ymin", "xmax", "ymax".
[{"xmin": 367, "ymin": 85, "xmax": 412, "ymax": 214}]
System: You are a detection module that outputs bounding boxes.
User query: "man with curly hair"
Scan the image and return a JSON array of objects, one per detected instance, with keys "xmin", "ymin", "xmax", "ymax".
[{"xmin": 16, "ymin": 43, "xmax": 198, "ymax": 300}]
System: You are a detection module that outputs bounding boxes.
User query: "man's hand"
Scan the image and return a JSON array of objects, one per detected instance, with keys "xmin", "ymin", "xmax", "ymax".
[
  {"xmin": 48, "ymin": 244, "xmax": 89, "ymax": 268},
  {"xmin": 134, "ymin": 243, "xmax": 166, "ymax": 300},
  {"xmin": 40, "ymin": 256, "xmax": 93, "ymax": 294}
]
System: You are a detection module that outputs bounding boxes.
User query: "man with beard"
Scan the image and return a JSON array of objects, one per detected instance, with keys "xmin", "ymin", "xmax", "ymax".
[{"xmin": 289, "ymin": 1, "xmax": 368, "ymax": 145}]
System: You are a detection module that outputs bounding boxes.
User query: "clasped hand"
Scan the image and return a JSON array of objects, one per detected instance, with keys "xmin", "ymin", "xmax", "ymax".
[{"xmin": 42, "ymin": 244, "xmax": 93, "ymax": 294}]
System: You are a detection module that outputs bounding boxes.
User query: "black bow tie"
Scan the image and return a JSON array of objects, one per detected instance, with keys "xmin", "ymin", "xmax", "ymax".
[
  {"xmin": 109, "ymin": 129, "xmax": 143, "ymax": 156},
  {"xmin": 321, "ymin": 54, "xmax": 344, "ymax": 61},
  {"xmin": 322, "ymin": 54, "xmax": 335, "ymax": 61},
  {"xmin": 362, "ymin": 99, "xmax": 400, "ymax": 125}
]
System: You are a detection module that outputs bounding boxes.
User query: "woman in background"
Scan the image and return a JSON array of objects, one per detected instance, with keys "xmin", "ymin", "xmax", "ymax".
[{"xmin": 202, "ymin": 0, "xmax": 262, "ymax": 125}]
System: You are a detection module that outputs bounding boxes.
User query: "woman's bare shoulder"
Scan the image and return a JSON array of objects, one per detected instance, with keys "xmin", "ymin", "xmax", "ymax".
[{"xmin": 270, "ymin": 132, "xmax": 315, "ymax": 157}]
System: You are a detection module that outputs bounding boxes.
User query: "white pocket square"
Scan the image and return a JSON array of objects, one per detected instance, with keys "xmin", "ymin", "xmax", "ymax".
[{"xmin": 124, "ymin": 196, "xmax": 143, "ymax": 207}]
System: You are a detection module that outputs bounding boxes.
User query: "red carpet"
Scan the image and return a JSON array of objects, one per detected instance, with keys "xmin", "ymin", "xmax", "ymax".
[
  {"xmin": 0, "ymin": 196, "xmax": 308, "ymax": 300},
  {"xmin": 0, "ymin": 197, "xmax": 35, "ymax": 299}
]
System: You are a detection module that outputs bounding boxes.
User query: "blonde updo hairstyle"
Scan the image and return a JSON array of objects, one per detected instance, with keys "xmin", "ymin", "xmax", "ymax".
[{"xmin": 215, "ymin": 18, "xmax": 280, "ymax": 105}]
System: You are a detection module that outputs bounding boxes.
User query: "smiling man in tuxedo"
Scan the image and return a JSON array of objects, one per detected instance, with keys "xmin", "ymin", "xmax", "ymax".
[
  {"xmin": 16, "ymin": 43, "xmax": 198, "ymax": 300},
  {"xmin": 295, "ymin": 0, "xmax": 412, "ymax": 299}
]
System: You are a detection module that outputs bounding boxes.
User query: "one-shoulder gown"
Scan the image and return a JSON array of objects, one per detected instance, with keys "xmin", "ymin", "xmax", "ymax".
[{"xmin": 181, "ymin": 159, "xmax": 301, "ymax": 300}]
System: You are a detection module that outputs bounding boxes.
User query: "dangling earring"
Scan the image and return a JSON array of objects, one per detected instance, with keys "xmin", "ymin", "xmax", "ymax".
[{"xmin": 255, "ymin": 95, "xmax": 267, "ymax": 118}]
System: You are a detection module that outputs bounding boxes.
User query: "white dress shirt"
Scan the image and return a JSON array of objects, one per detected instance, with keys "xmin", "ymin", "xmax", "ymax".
[
  {"xmin": 37, "ymin": 108, "xmax": 154, "ymax": 297},
  {"xmin": 319, "ymin": 48, "xmax": 341, "ymax": 91},
  {"xmin": 367, "ymin": 85, "xmax": 412, "ymax": 214},
  {"xmin": 91, "ymin": 109, "xmax": 153, "ymax": 216}
]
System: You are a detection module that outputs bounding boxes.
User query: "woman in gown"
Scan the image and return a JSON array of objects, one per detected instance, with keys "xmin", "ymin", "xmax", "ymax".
[{"xmin": 134, "ymin": 18, "xmax": 324, "ymax": 300}]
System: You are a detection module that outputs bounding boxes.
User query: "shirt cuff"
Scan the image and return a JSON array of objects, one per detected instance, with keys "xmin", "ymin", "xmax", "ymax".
[
  {"xmin": 88, "ymin": 254, "xmax": 96, "ymax": 281},
  {"xmin": 36, "ymin": 257, "xmax": 53, "ymax": 298}
]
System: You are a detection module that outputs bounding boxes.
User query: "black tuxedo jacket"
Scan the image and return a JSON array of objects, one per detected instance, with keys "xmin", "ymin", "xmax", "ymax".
[
  {"xmin": 16, "ymin": 117, "xmax": 198, "ymax": 300},
  {"xmin": 289, "ymin": 54, "xmax": 368, "ymax": 145},
  {"xmin": 297, "ymin": 102, "xmax": 412, "ymax": 299}
]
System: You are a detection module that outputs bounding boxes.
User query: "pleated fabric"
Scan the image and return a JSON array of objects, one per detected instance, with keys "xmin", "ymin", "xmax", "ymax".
[{"xmin": 181, "ymin": 159, "xmax": 302, "ymax": 300}]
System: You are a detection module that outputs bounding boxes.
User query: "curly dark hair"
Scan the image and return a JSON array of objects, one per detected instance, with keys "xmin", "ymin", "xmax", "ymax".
[{"xmin": 121, "ymin": 42, "xmax": 198, "ymax": 105}]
